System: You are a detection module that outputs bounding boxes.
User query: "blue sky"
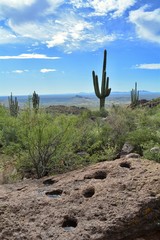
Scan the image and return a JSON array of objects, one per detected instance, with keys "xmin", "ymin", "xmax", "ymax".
[{"xmin": 0, "ymin": 0, "xmax": 160, "ymax": 96}]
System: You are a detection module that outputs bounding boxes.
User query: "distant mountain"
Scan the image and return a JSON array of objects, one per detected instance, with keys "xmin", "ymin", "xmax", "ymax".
[
  {"xmin": 74, "ymin": 95, "xmax": 91, "ymax": 99},
  {"xmin": 139, "ymin": 90, "xmax": 151, "ymax": 93}
]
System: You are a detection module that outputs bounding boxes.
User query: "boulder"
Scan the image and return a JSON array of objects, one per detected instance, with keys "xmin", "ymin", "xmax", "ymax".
[
  {"xmin": 0, "ymin": 158, "xmax": 160, "ymax": 240},
  {"xmin": 150, "ymin": 147, "xmax": 160, "ymax": 153},
  {"xmin": 125, "ymin": 153, "xmax": 141, "ymax": 159},
  {"xmin": 120, "ymin": 142, "xmax": 135, "ymax": 157},
  {"xmin": 120, "ymin": 142, "xmax": 143, "ymax": 158}
]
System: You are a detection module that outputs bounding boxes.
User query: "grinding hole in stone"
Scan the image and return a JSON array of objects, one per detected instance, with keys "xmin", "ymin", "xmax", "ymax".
[
  {"xmin": 83, "ymin": 187, "xmax": 95, "ymax": 198},
  {"xmin": 84, "ymin": 170, "xmax": 107, "ymax": 180},
  {"xmin": 62, "ymin": 216, "xmax": 78, "ymax": 231},
  {"xmin": 120, "ymin": 162, "xmax": 131, "ymax": 169},
  {"xmin": 43, "ymin": 178, "xmax": 56, "ymax": 185},
  {"xmin": 45, "ymin": 189, "xmax": 62, "ymax": 198},
  {"xmin": 94, "ymin": 170, "xmax": 107, "ymax": 179}
]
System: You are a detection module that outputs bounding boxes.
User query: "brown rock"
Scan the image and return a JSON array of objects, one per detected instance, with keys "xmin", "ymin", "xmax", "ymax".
[{"xmin": 0, "ymin": 158, "xmax": 160, "ymax": 240}]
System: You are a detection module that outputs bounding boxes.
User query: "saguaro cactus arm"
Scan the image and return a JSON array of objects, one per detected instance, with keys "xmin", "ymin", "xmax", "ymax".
[{"xmin": 92, "ymin": 71, "xmax": 100, "ymax": 97}]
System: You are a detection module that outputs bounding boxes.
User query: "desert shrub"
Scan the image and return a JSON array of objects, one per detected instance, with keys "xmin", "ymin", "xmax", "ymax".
[
  {"xmin": 50, "ymin": 112, "xmax": 96, "ymax": 170},
  {"xmin": 0, "ymin": 108, "xmax": 21, "ymax": 155},
  {"xmin": 127, "ymin": 127, "xmax": 156, "ymax": 144},
  {"xmin": 125, "ymin": 106, "xmax": 160, "ymax": 155},
  {"xmin": 0, "ymin": 105, "xmax": 9, "ymax": 139},
  {"xmin": 142, "ymin": 141, "xmax": 160, "ymax": 163},
  {"xmin": 15, "ymin": 109, "xmax": 97, "ymax": 177},
  {"xmin": 1, "ymin": 101, "xmax": 160, "ymax": 181},
  {"xmin": 92, "ymin": 108, "xmax": 108, "ymax": 118},
  {"xmin": 147, "ymin": 111, "xmax": 160, "ymax": 130},
  {"xmin": 104, "ymin": 105, "xmax": 137, "ymax": 149},
  {"xmin": 0, "ymin": 104, "xmax": 8, "ymax": 120},
  {"xmin": 88, "ymin": 144, "xmax": 117, "ymax": 163},
  {"xmin": 16, "ymin": 109, "xmax": 68, "ymax": 178}
]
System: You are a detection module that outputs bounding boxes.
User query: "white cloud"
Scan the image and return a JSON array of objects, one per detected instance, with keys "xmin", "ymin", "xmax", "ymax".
[
  {"xmin": 0, "ymin": 0, "xmax": 36, "ymax": 9},
  {"xmin": 135, "ymin": 63, "xmax": 160, "ymax": 70},
  {"xmin": 68, "ymin": 0, "xmax": 90, "ymax": 8},
  {"xmin": 12, "ymin": 70, "xmax": 28, "ymax": 73},
  {"xmin": 46, "ymin": 16, "xmax": 93, "ymax": 48},
  {"xmin": 0, "ymin": 0, "xmax": 63, "ymax": 21},
  {"xmin": 46, "ymin": 13, "xmax": 117, "ymax": 51},
  {"xmin": 43, "ymin": 0, "xmax": 65, "ymax": 15},
  {"xmin": 0, "ymin": 27, "xmax": 18, "ymax": 44},
  {"xmin": 129, "ymin": 6, "xmax": 160, "ymax": 44},
  {"xmin": 7, "ymin": 20, "xmax": 53, "ymax": 40},
  {"xmin": 7, "ymin": 13, "xmax": 98, "ymax": 50},
  {"xmin": 46, "ymin": 32, "xmax": 68, "ymax": 47},
  {"xmin": 0, "ymin": 53, "xmax": 60, "ymax": 59},
  {"xmin": 40, "ymin": 68, "xmax": 56, "ymax": 73},
  {"xmin": 69, "ymin": 0, "xmax": 136, "ymax": 17},
  {"xmin": 0, "ymin": 0, "xmax": 138, "ymax": 51}
]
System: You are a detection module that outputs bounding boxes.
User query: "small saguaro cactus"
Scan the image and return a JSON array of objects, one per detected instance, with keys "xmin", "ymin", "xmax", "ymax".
[
  {"xmin": 32, "ymin": 91, "xmax": 40, "ymax": 111},
  {"xmin": 92, "ymin": 49, "xmax": 111, "ymax": 110},
  {"xmin": 131, "ymin": 82, "xmax": 139, "ymax": 106},
  {"xmin": 8, "ymin": 93, "xmax": 19, "ymax": 117}
]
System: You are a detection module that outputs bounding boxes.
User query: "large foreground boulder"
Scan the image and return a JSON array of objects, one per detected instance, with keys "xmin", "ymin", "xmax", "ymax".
[{"xmin": 0, "ymin": 158, "xmax": 160, "ymax": 240}]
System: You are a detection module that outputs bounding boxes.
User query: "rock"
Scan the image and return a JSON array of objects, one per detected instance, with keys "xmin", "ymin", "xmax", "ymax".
[
  {"xmin": 129, "ymin": 98, "xmax": 160, "ymax": 109},
  {"xmin": 120, "ymin": 143, "xmax": 142, "ymax": 158},
  {"xmin": 150, "ymin": 147, "xmax": 160, "ymax": 153},
  {"xmin": 0, "ymin": 158, "xmax": 160, "ymax": 240},
  {"xmin": 125, "ymin": 153, "xmax": 141, "ymax": 159},
  {"xmin": 120, "ymin": 142, "xmax": 135, "ymax": 157}
]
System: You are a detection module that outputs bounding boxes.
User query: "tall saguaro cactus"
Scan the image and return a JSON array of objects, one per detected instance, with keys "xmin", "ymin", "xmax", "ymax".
[
  {"xmin": 8, "ymin": 93, "xmax": 19, "ymax": 117},
  {"xmin": 92, "ymin": 49, "xmax": 111, "ymax": 110},
  {"xmin": 131, "ymin": 82, "xmax": 139, "ymax": 106},
  {"xmin": 32, "ymin": 91, "xmax": 40, "ymax": 112}
]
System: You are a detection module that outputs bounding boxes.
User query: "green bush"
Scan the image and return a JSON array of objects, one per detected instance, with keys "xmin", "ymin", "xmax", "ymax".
[
  {"xmin": 141, "ymin": 139, "xmax": 160, "ymax": 163},
  {"xmin": 104, "ymin": 105, "xmax": 136, "ymax": 148},
  {"xmin": 1, "ymin": 101, "xmax": 160, "ymax": 181},
  {"xmin": 16, "ymin": 109, "xmax": 68, "ymax": 178}
]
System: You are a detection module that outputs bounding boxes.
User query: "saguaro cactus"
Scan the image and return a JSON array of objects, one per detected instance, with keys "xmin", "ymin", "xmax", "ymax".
[
  {"xmin": 131, "ymin": 82, "xmax": 139, "ymax": 106},
  {"xmin": 92, "ymin": 49, "xmax": 111, "ymax": 110},
  {"xmin": 8, "ymin": 93, "xmax": 19, "ymax": 117},
  {"xmin": 32, "ymin": 91, "xmax": 40, "ymax": 111}
]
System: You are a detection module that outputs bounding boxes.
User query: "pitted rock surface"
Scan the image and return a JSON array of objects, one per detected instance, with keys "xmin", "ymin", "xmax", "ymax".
[{"xmin": 0, "ymin": 158, "xmax": 160, "ymax": 240}]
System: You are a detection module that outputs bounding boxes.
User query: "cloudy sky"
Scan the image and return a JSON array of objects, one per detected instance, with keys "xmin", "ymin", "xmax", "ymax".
[{"xmin": 0, "ymin": 0, "xmax": 160, "ymax": 96}]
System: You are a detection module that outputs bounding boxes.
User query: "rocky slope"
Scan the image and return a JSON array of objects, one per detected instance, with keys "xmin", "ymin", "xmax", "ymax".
[{"xmin": 0, "ymin": 157, "xmax": 160, "ymax": 240}]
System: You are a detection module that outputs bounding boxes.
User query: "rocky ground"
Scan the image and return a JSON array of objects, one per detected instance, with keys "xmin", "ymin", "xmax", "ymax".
[
  {"xmin": 130, "ymin": 98, "xmax": 160, "ymax": 109},
  {"xmin": 0, "ymin": 157, "xmax": 160, "ymax": 240}
]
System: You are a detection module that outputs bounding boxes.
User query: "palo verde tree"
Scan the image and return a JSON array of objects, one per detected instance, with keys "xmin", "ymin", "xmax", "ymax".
[{"xmin": 92, "ymin": 49, "xmax": 111, "ymax": 110}]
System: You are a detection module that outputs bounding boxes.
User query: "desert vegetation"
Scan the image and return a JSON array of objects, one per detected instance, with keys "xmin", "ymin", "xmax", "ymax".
[
  {"xmin": 0, "ymin": 98, "xmax": 160, "ymax": 182},
  {"xmin": 0, "ymin": 51, "xmax": 160, "ymax": 182}
]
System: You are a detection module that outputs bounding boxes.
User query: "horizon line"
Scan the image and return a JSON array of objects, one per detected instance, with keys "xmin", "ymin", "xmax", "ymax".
[{"xmin": 0, "ymin": 90, "xmax": 160, "ymax": 97}]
